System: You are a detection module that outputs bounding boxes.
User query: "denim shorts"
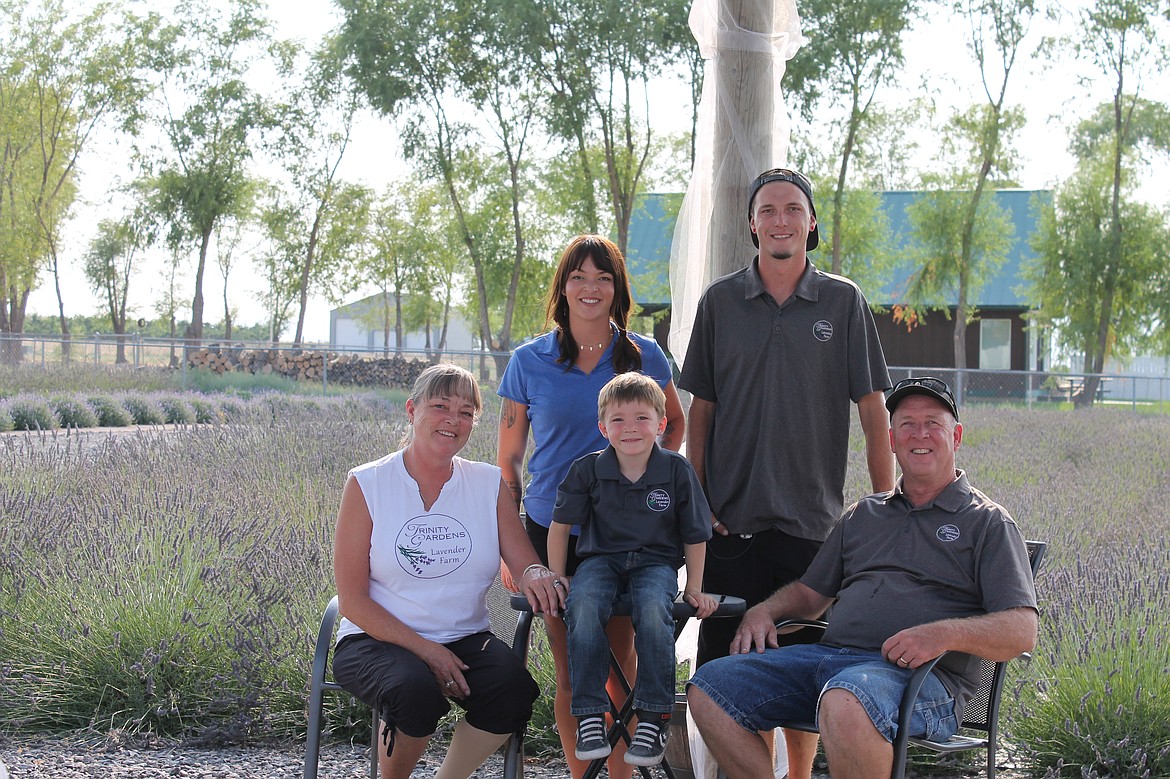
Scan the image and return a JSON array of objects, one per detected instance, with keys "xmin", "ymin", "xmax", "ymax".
[{"xmin": 688, "ymin": 644, "xmax": 959, "ymax": 743}]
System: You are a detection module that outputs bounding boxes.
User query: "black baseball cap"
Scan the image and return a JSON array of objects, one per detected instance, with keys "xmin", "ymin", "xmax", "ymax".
[
  {"xmin": 885, "ymin": 376, "xmax": 959, "ymax": 420},
  {"xmin": 746, "ymin": 168, "xmax": 820, "ymax": 251}
]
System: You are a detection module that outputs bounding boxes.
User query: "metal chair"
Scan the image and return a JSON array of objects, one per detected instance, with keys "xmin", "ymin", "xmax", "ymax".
[
  {"xmin": 770, "ymin": 539, "xmax": 1046, "ymax": 779},
  {"xmin": 509, "ymin": 590, "xmax": 747, "ymax": 779},
  {"xmin": 303, "ymin": 583, "xmax": 530, "ymax": 779}
]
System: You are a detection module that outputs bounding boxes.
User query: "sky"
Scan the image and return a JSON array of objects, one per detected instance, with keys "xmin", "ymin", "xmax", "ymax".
[{"xmin": 23, "ymin": 0, "xmax": 1169, "ymax": 343}]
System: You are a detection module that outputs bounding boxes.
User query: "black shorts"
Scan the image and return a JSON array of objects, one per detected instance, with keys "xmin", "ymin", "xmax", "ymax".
[
  {"xmin": 696, "ymin": 528, "xmax": 824, "ymax": 667},
  {"xmin": 525, "ymin": 515, "xmax": 586, "ymax": 576},
  {"xmin": 332, "ymin": 630, "xmax": 538, "ymax": 751}
]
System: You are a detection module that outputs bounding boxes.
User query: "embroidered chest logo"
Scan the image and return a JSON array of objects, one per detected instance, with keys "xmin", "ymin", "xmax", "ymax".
[
  {"xmin": 813, "ymin": 320, "xmax": 834, "ymax": 342},
  {"xmin": 936, "ymin": 524, "xmax": 961, "ymax": 542},
  {"xmin": 396, "ymin": 513, "xmax": 472, "ymax": 578},
  {"xmin": 646, "ymin": 489, "xmax": 671, "ymax": 512}
]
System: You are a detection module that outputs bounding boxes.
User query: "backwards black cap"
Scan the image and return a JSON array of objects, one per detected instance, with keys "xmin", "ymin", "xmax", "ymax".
[{"xmin": 747, "ymin": 168, "xmax": 820, "ymax": 251}]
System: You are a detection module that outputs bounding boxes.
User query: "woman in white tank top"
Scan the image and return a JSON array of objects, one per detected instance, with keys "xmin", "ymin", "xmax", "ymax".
[{"xmin": 333, "ymin": 364, "xmax": 567, "ymax": 779}]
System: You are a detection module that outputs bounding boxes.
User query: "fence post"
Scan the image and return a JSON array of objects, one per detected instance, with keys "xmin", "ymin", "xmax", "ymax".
[{"xmin": 322, "ymin": 350, "xmax": 328, "ymax": 395}]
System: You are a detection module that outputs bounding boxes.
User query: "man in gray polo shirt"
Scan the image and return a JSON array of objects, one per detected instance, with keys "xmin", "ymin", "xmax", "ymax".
[
  {"xmin": 685, "ymin": 376, "xmax": 1039, "ymax": 779},
  {"xmin": 679, "ymin": 168, "xmax": 895, "ymax": 772}
]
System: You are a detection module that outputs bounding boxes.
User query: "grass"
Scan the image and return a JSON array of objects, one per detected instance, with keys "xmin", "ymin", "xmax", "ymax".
[{"xmin": 2, "ymin": 376, "xmax": 1168, "ymax": 776}]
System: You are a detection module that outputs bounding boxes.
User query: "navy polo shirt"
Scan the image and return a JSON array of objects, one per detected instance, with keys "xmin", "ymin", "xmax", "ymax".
[
  {"xmin": 552, "ymin": 444, "xmax": 712, "ymax": 569},
  {"xmin": 498, "ymin": 327, "xmax": 673, "ymax": 528}
]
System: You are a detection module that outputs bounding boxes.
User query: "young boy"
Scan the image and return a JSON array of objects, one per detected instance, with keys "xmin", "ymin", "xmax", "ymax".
[{"xmin": 549, "ymin": 371, "xmax": 717, "ymax": 767}]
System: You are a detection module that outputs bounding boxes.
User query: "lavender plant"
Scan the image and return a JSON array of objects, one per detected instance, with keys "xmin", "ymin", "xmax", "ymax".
[
  {"xmin": 87, "ymin": 396, "xmax": 134, "ymax": 427},
  {"xmin": 121, "ymin": 396, "xmax": 167, "ymax": 426},
  {"xmin": 50, "ymin": 396, "xmax": 100, "ymax": 428},
  {"xmin": 7, "ymin": 397, "xmax": 59, "ymax": 431},
  {"xmin": 157, "ymin": 396, "xmax": 196, "ymax": 424}
]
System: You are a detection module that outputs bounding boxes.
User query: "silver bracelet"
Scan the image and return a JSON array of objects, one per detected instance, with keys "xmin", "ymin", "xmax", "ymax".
[{"xmin": 522, "ymin": 563, "xmax": 550, "ymax": 578}]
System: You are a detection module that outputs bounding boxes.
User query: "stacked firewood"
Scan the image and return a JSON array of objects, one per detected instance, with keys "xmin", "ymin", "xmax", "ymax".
[{"xmin": 186, "ymin": 346, "xmax": 429, "ymax": 388}]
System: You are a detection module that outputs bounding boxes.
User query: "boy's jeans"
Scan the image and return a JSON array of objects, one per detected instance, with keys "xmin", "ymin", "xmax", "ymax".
[{"xmin": 565, "ymin": 552, "xmax": 678, "ymax": 716}]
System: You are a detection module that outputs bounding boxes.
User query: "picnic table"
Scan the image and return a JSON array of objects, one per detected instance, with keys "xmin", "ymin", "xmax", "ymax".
[{"xmin": 1040, "ymin": 376, "xmax": 1111, "ymax": 403}]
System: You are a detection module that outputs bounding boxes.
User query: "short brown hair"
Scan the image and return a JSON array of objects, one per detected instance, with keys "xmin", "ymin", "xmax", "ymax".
[
  {"xmin": 409, "ymin": 363, "xmax": 482, "ymax": 415},
  {"xmin": 597, "ymin": 372, "xmax": 666, "ymax": 421}
]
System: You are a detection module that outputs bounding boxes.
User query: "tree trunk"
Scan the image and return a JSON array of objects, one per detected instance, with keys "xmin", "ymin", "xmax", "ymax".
[
  {"xmin": 294, "ymin": 207, "xmax": 323, "ymax": 347},
  {"xmin": 52, "ymin": 253, "xmax": 73, "ymax": 362},
  {"xmin": 710, "ymin": 0, "xmax": 778, "ymax": 280},
  {"xmin": 187, "ymin": 227, "xmax": 212, "ymax": 352}
]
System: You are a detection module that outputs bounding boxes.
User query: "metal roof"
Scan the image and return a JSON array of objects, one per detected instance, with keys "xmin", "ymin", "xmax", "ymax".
[{"xmin": 625, "ymin": 189, "xmax": 1051, "ymax": 309}]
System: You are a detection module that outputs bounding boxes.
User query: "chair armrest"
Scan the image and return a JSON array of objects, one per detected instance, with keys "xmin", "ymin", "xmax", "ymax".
[
  {"xmin": 310, "ymin": 596, "xmax": 341, "ymax": 690},
  {"xmin": 774, "ymin": 618, "xmax": 828, "ymax": 638},
  {"xmin": 890, "ymin": 653, "xmax": 947, "ymax": 778},
  {"xmin": 509, "ymin": 591, "xmax": 747, "ymax": 620}
]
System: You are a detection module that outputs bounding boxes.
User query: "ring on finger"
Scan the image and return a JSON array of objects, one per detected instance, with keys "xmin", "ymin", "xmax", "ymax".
[{"xmin": 445, "ymin": 680, "xmax": 455, "ymax": 687}]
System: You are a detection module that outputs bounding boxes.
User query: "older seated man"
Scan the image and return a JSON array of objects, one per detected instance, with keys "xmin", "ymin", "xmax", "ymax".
[{"xmin": 686, "ymin": 377, "xmax": 1038, "ymax": 779}]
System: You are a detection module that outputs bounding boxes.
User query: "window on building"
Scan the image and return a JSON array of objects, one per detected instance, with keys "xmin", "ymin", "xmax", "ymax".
[{"xmin": 980, "ymin": 319, "xmax": 1011, "ymax": 370}]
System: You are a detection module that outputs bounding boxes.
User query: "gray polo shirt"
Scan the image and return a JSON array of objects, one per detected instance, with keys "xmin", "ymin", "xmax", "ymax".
[
  {"xmin": 552, "ymin": 444, "xmax": 713, "ymax": 569},
  {"xmin": 801, "ymin": 471, "xmax": 1038, "ymax": 713},
  {"xmin": 679, "ymin": 258, "xmax": 890, "ymax": 539}
]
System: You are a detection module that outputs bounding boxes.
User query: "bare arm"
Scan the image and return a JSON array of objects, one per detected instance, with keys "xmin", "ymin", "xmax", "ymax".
[
  {"xmin": 730, "ymin": 580, "xmax": 835, "ymax": 655},
  {"xmin": 496, "ymin": 479, "xmax": 566, "ymax": 616},
  {"xmin": 685, "ymin": 396, "xmax": 713, "ymax": 487},
  {"xmin": 682, "ymin": 541, "xmax": 717, "ymax": 618},
  {"xmin": 858, "ymin": 390, "xmax": 895, "ymax": 492},
  {"xmin": 496, "ymin": 398, "xmax": 530, "ymax": 509},
  {"xmin": 882, "ymin": 607, "xmax": 1038, "ymax": 668},
  {"xmin": 659, "ymin": 381, "xmax": 686, "ymax": 452},
  {"xmin": 686, "ymin": 396, "xmax": 728, "ymax": 536},
  {"xmin": 547, "ymin": 521, "xmax": 571, "ymax": 578},
  {"xmin": 496, "ymin": 398, "xmax": 530, "ymax": 589}
]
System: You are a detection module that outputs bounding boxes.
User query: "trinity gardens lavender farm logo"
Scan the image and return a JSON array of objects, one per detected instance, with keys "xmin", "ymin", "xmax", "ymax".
[{"xmin": 396, "ymin": 514, "xmax": 472, "ymax": 578}]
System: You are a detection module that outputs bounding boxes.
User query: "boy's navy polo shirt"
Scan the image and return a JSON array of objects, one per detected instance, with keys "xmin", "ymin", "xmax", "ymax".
[
  {"xmin": 498, "ymin": 328, "xmax": 673, "ymax": 528},
  {"xmin": 552, "ymin": 444, "xmax": 712, "ymax": 569}
]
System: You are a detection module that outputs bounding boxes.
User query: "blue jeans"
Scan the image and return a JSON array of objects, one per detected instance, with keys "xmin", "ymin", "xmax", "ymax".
[
  {"xmin": 688, "ymin": 644, "xmax": 959, "ymax": 743},
  {"xmin": 565, "ymin": 553, "xmax": 679, "ymax": 715}
]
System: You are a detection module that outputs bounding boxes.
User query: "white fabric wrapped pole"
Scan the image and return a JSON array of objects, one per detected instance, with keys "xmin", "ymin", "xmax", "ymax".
[
  {"xmin": 668, "ymin": 0, "xmax": 804, "ymax": 368},
  {"xmin": 673, "ymin": 5, "xmax": 805, "ymax": 776}
]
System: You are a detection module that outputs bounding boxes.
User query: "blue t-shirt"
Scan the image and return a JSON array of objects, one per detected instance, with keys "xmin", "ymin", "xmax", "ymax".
[{"xmin": 498, "ymin": 326, "xmax": 673, "ymax": 528}]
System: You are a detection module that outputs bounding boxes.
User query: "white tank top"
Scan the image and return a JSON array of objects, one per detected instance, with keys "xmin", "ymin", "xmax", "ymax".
[{"xmin": 336, "ymin": 451, "xmax": 502, "ymax": 645}]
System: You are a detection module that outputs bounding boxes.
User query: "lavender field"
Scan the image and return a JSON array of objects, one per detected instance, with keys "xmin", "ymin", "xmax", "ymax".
[{"xmin": 1, "ymin": 390, "xmax": 1167, "ymax": 777}]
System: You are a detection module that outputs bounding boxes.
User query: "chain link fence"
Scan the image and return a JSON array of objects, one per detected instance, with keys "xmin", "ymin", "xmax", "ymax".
[
  {"xmin": 3, "ymin": 333, "xmax": 1168, "ymax": 411},
  {"xmin": 888, "ymin": 366, "xmax": 1170, "ymax": 413}
]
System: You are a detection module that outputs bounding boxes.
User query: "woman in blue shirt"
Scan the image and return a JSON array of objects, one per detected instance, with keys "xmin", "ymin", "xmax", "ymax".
[{"xmin": 498, "ymin": 234, "xmax": 685, "ymax": 778}]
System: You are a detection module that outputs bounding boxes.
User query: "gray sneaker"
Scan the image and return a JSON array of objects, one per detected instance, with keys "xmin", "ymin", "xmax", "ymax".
[
  {"xmin": 624, "ymin": 715, "xmax": 670, "ymax": 766},
  {"xmin": 575, "ymin": 716, "xmax": 612, "ymax": 761}
]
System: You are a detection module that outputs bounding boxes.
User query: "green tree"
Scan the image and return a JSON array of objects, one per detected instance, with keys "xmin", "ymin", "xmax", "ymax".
[
  {"xmin": 903, "ymin": 187, "xmax": 1016, "ymax": 367},
  {"xmin": 83, "ymin": 210, "xmax": 152, "ymax": 363},
  {"xmin": 268, "ymin": 36, "xmax": 364, "ymax": 346},
  {"xmin": 901, "ymin": 0, "xmax": 1035, "ymax": 378},
  {"xmin": 358, "ymin": 185, "xmax": 424, "ymax": 353},
  {"xmin": 0, "ymin": 0, "xmax": 150, "ymax": 360},
  {"xmin": 1054, "ymin": 0, "xmax": 1169, "ymax": 403},
  {"xmin": 143, "ymin": 0, "xmax": 270, "ymax": 346},
  {"xmin": 338, "ymin": 0, "xmax": 541, "ymax": 369},
  {"xmin": 784, "ymin": 0, "xmax": 924, "ymax": 275},
  {"xmin": 1029, "ymin": 155, "xmax": 1170, "ymax": 406},
  {"xmin": 501, "ymin": 0, "xmax": 692, "ymax": 252}
]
